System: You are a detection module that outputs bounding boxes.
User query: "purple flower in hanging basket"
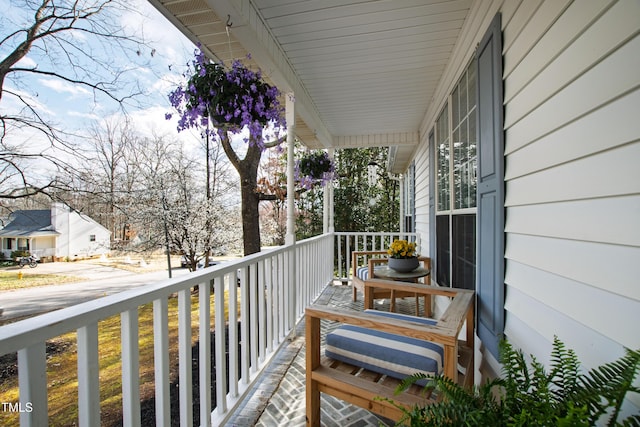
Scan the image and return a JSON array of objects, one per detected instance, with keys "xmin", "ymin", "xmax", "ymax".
[
  {"xmin": 295, "ymin": 151, "xmax": 335, "ymax": 189},
  {"xmin": 166, "ymin": 46, "xmax": 286, "ymax": 148}
]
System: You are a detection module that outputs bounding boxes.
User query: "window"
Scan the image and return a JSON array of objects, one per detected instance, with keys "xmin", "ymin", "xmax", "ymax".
[
  {"xmin": 89, "ymin": 235, "xmax": 96, "ymax": 242},
  {"xmin": 434, "ymin": 61, "xmax": 477, "ymax": 290},
  {"xmin": 17, "ymin": 238, "xmax": 29, "ymax": 251}
]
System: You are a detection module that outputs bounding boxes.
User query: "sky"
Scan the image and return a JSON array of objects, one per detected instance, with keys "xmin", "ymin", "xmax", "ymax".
[{"xmin": 0, "ymin": 0, "xmax": 204, "ymax": 151}]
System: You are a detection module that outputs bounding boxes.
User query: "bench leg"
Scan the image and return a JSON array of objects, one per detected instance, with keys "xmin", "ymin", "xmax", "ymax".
[{"xmin": 306, "ymin": 315, "xmax": 321, "ymax": 427}]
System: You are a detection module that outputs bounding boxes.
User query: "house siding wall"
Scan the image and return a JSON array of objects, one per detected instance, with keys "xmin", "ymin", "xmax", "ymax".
[
  {"xmin": 413, "ymin": 0, "xmax": 640, "ymax": 413},
  {"xmin": 67, "ymin": 211, "xmax": 110, "ymax": 257},
  {"xmin": 52, "ymin": 203, "xmax": 110, "ymax": 258}
]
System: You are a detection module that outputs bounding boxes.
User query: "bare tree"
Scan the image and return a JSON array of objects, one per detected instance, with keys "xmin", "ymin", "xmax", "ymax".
[
  {"xmin": 0, "ymin": 0, "xmax": 150, "ymax": 206},
  {"xmin": 67, "ymin": 117, "xmax": 135, "ymax": 242},
  {"xmin": 128, "ymin": 135, "xmax": 240, "ymax": 269}
]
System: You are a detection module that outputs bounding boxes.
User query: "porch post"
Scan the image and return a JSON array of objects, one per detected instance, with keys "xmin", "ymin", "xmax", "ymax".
[
  {"xmin": 285, "ymin": 92, "xmax": 296, "ymax": 245},
  {"xmin": 285, "ymin": 92, "xmax": 297, "ymax": 334},
  {"xmin": 399, "ymin": 175, "xmax": 405, "ymax": 233},
  {"xmin": 324, "ymin": 148, "xmax": 335, "ymax": 233}
]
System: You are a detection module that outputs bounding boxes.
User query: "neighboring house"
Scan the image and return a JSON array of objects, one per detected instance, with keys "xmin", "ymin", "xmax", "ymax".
[
  {"xmin": 155, "ymin": 0, "xmax": 639, "ymax": 416},
  {"xmin": 0, "ymin": 203, "xmax": 110, "ymax": 261}
]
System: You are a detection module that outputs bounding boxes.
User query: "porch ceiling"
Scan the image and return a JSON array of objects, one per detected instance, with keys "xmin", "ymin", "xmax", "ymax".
[{"xmin": 149, "ymin": 0, "xmax": 472, "ymax": 173}]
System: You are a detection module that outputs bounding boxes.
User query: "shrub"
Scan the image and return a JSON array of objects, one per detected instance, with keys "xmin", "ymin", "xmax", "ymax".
[
  {"xmin": 391, "ymin": 337, "xmax": 640, "ymax": 426},
  {"xmin": 10, "ymin": 250, "xmax": 30, "ymax": 259}
]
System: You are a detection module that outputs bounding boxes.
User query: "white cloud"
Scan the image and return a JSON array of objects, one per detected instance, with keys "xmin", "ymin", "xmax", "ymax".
[
  {"xmin": 120, "ymin": 0, "xmax": 193, "ymax": 69},
  {"xmin": 38, "ymin": 78, "xmax": 92, "ymax": 97},
  {"xmin": 17, "ymin": 56, "xmax": 37, "ymax": 68},
  {"xmin": 68, "ymin": 111, "xmax": 102, "ymax": 121},
  {"xmin": 2, "ymin": 84, "xmax": 57, "ymax": 117}
]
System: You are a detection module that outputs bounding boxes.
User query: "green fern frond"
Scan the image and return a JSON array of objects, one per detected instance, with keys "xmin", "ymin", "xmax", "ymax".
[
  {"xmin": 395, "ymin": 372, "xmax": 432, "ymax": 395},
  {"xmin": 574, "ymin": 348, "xmax": 640, "ymax": 426},
  {"xmin": 390, "ymin": 340, "xmax": 639, "ymax": 427},
  {"xmin": 620, "ymin": 414, "xmax": 640, "ymax": 427},
  {"xmin": 550, "ymin": 335, "xmax": 582, "ymax": 401}
]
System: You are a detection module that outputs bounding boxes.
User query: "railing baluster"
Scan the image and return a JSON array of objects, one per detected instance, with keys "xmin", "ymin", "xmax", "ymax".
[
  {"xmin": 278, "ymin": 252, "xmax": 285, "ymax": 340},
  {"xmin": 346, "ymin": 234, "xmax": 351, "ymax": 282},
  {"xmin": 337, "ymin": 234, "xmax": 343, "ymax": 279},
  {"xmin": 240, "ymin": 267, "xmax": 250, "ymax": 385},
  {"xmin": 121, "ymin": 309, "xmax": 140, "ymax": 427},
  {"xmin": 265, "ymin": 257, "xmax": 274, "ymax": 353},
  {"xmin": 18, "ymin": 342, "xmax": 47, "ymax": 426},
  {"xmin": 214, "ymin": 275, "xmax": 227, "ymax": 416},
  {"xmin": 177, "ymin": 289, "xmax": 192, "ymax": 426},
  {"xmin": 153, "ymin": 297, "xmax": 170, "ymax": 427},
  {"xmin": 249, "ymin": 263, "xmax": 259, "ymax": 372},
  {"xmin": 258, "ymin": 260, "xmax": 266, "ymax": 363},
  {"xmin": 199, "ymin": 280, "xmax": 212, "ymax": 426},
  {"xmin": 77, "ymin": 322, "xmax": 100, "ymax": 427},
  {"xmin": 228, "ymin": 270, "xmax": 239, "ymax": 397}
]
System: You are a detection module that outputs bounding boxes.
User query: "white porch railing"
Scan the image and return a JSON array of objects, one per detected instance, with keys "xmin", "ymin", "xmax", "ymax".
[
  {"xmin": 0, "ymin": 233, "xmax": 333, "ymax": 427},
  {"xmin": 0, "ymin": 231, "xmax": 418, "ymax": 426},
  {"xmin": 334, "ymin": 231, "xmax": 420, "ymax": 281}
]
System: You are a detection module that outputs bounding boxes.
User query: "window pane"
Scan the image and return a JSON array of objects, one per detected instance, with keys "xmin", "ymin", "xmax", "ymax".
[
  {"xmin": 436, "ymin": 108, "xmax": 449, "ymax": 212},
  {"xmin": 436, "ymin": 215, "xmax": 450, "ymax": 287},
  {"xmin": 452, "ymin": 86, "xmax": 460, "ymax": 126},
  {"xmin": 453, "ymin": 66, "xmax": 477, "ymax": 210},
  {"xmin": 452, "ymin": 214, "xmax": 476, "ymax": 290},
  {"xmin": 460, "ymin": 72, "xmax": 468, "ymax": 116}
]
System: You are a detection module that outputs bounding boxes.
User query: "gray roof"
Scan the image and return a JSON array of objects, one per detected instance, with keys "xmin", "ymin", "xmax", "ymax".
[{"xmin": 0, "ymin": 210, "xmax": 60, "ymax": 237}]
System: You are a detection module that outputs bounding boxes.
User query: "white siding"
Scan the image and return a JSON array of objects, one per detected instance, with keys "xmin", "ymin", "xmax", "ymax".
[
  {"xmin": 68, "ymin": 211, "xmax": 111, "ymax": 257},
  {"xmin": 502, "ymin": 0, "xmax": 640, "ymax": 411},
  {"xmin": 413, "ymin": 138, "xmax": 430, "ymax": 255},
  {"xmin": 412, "ymin": 0, "xmax": 640, "ymax": 413}
]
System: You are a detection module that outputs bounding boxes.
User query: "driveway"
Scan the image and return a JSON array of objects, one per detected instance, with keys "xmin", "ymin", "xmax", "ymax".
[{"xmin": 0, "ymin": 260, "xmax": 191, "ymax": 321}]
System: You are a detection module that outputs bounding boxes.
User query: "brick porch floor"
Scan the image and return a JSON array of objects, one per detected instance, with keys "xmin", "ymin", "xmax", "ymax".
[{"xmin": 226, "ymin": 282, "xmax": 425, "ymax": 426}]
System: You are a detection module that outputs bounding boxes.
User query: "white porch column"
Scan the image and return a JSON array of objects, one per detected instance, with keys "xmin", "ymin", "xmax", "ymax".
[
  {"xmin": 323, "ymin": 148, "xmax": 335, "ymax": 233},
  {"xmin": 399, "ymin": 175, "xmax": 405, "ymax": 233},
  {"xmin": 285, "ymin": 93, "xmax": 296, "ymax": 245},
  {"xmin": 285, "ymin": 92, "xmax": 297, "ymax": 335}
]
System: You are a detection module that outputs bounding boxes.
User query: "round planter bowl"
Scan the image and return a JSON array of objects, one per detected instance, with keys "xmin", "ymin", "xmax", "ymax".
[{"xmin": 388, "ymin": 257, "xmax": 419, "ymax": 273}]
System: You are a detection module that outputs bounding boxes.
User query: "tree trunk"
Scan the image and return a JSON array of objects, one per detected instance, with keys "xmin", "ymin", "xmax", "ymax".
[
  {"xmin": 240, "ymin": 143, "xmax": 263, "ymax": 255},
  {"xmin": 241, "ymin": 173, "xmax": 261, "ymax": 255},
  {"xmin": 219, "ymin": 131, "xmax": 263, "ymax": 256}
]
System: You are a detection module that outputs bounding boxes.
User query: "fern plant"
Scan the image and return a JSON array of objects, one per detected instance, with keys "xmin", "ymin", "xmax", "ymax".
[{"xmin": 389, "ymin": 337, "xmax": 640, "ymax": 427}]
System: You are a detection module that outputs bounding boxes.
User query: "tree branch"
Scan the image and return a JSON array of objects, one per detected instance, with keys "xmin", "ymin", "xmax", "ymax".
[{"xmin": 263, "ymin": 134, "xmax": 287, "ymax": 149}]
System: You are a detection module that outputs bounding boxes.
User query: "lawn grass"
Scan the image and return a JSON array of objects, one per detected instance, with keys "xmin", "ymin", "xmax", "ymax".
[
  {"xmin": 0, "ymin": 290, "xmax": 236, "ymax": 426},
  {"xmin": 0, "ymin": 271, "xmax": 84, "ymax": 291}
]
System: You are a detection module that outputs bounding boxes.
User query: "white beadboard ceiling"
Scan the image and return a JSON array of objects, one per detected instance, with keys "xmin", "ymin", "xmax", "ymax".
[{"xmin": 149, "ymin": 0, "xmax": 472, "ymax": 172}]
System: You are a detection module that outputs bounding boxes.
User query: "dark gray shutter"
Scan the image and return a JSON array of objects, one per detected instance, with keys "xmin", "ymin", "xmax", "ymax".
[{"xmin": 476, "ymin": 13, "xmax": 505, "ymax": 360}]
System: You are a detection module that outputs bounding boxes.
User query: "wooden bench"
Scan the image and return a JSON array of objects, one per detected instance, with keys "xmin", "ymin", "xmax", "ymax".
[
  {"xmin": 306, "ymin": 280, "xmax": 474, "ymax": 426},
  {"xmin": 350, "ymin": 250, "xmax": 388, "ymax": 301}
]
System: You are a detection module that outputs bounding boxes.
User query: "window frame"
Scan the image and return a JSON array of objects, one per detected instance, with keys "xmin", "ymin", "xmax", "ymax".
[{"xmin": 434, "ymin": 59, "xmax": 478, "ymax": 289}]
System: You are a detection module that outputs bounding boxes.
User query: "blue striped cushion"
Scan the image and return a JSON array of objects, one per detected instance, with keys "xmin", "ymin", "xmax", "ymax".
[
  {"xmin": 356, "ymin": 266, "xmax": 370, "ymax": 280},
  {"xmin": 325, "ymin": 310, "xmax": 444, "ymax": 382},
  {"xmin": 356, "ymin": 265, "xmax": 386, "ymax": 280}
]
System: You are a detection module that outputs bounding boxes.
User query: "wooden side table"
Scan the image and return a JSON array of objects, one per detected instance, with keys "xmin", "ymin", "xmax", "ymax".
[{"xmin": 371, "ymin": 266, "xmax": 431, "ymax": 316}]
